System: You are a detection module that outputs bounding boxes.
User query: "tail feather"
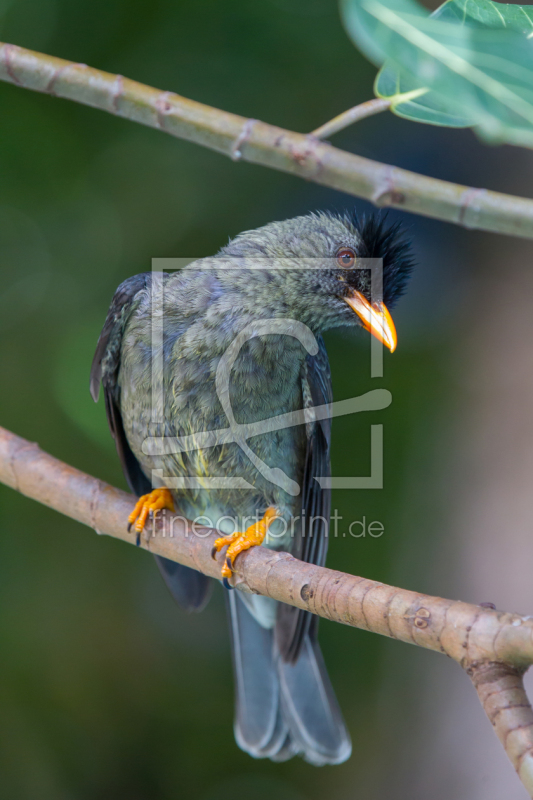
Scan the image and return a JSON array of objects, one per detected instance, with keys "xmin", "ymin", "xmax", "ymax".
[
  {"xmin": 277, "ymin": 636, "xmax": 352, "ymax": 765},
  {"xmin": 227, "ymin": 592, "xmax": 351, "ymax": 765},
  {"xmin": 154, "ymin": 555, "xmax": 212, "ymax": 612},
  {"xmin": 226, "ymin": 591, "xmax": 289, "ymax": 757}
]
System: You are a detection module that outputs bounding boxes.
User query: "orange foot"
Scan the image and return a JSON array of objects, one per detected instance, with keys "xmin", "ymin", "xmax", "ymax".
[
  {"xmin": 211, "ymin": 507, "xmax": 278, "ymax": 590},
  {"xmin": 128, "ymin": 488, "xmax": 175, "ymax": 544}
]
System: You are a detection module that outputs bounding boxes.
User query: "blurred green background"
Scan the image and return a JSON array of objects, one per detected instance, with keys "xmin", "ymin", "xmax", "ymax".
[{"xmin": 1, "ymin": 1, "xmax": 533, "ymax": 798}]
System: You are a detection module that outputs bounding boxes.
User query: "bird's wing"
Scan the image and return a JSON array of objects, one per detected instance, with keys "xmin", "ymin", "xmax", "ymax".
[
  {"xmin": 90, "ymin": 273, "xmax": 212, "ymax": 612},
  {"xmin": 90, "ymin": 273, "xmax": 152, "ymax": 496},
  {"xmin": 275, "ymin": 336, "xmax": 332, "ymax": 663}
]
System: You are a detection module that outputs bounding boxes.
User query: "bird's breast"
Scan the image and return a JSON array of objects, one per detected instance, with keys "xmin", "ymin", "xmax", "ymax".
[{"xmin": 120, "ymin": 324, "xmax": 309, "ymax": 539}]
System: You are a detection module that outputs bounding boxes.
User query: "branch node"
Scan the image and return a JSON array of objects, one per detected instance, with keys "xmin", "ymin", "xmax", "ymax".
[
  {"xmin": 111, "ymin": 74, "xmax": 124, "ymax": 114},
  {"xmin": 8, "ymin": 439, "xmax": 21, "ymax": 492},
  {"xmin": 231, "ymin": 118, "xmax": 257, "ymax": 161},
  {"xmin": 7, "ymin": 437, "xmax": 40, "ymax": 494},
  {"xmin": 89, "ymin": 478, "xmax": 103, "ymax": 535},
  {"xmin": 458, "ymin": 187, "xmax": 489, "ymax": 228},
  {"xmin": 45, "ymin": 62, "xmax": 88, "ymax": 97},
  {"xmin": 301, "ymin": 583, "xmax": 313, "ymax": 602},
  {"xmin": 3, "ymin": 43, "xmax": 22, "ymax": 85},
  {"xmin": 155, "ymin": 91, "xmax": 174, "ymax": 129},
  {"xmin": 371, "ymin": 166, "xmax": 406, "ymax": 207}
]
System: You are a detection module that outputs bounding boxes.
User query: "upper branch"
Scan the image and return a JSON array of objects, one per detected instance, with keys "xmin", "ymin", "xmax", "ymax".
[{"xmin": 1, "ymin": 43, "xmax": 533, "ymax": 239}]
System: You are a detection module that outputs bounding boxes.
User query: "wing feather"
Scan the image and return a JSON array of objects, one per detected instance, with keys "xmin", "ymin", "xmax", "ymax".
[
  {"xmin": 275, "ymin": 336, "xmax": 332, "ymax": 663},
  {"xmin": 91, "ymin": 273, "xmax": 212, "ymax": 611}
]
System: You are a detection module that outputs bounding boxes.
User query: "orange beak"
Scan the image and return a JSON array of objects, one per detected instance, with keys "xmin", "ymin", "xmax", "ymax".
[{"xmin": 344, "ymin": 291, "xmax": 397, "ymax": 353}]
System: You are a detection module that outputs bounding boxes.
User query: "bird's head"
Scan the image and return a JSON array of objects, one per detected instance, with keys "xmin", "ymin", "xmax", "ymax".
[{"xmin": 219, "ymin": 210, "xmax": 413, "ymax": 352}]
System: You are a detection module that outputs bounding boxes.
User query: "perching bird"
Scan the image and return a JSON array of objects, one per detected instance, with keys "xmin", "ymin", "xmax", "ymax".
[{"xmin": 90, "ymin": 210, "xmax": 412, "ymax": 766}]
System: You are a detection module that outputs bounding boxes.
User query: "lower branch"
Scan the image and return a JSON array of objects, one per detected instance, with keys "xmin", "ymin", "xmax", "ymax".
[{"xmin": 1, "ymin": 422, "xmax": 533, "ymax": 793}]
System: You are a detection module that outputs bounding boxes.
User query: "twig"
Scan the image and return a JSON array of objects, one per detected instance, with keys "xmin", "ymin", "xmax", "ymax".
[
  {"xmin": 0, "ymin": 43, "xmax": 533, "ymax": 238},
  {"xmin": 469, "ymin": 662, "xmax": 533, "ymax": 795},
  {"xmin": 1, "ymin": 422, "xmax": 533, "ymax": 793},
  {"xmin": 311, "ymin": 98, "xmax": 391, "ymax": 139}
]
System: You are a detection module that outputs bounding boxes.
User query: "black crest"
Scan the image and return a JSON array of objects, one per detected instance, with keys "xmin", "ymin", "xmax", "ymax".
[{"xmin": 350, "ymin": 211, "xmax": 414, "ymax": 307}]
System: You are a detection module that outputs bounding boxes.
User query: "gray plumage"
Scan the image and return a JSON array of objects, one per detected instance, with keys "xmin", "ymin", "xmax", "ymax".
[{"xmin": 90, "ymin": 210, "xmax": 412, "ymax": 765}]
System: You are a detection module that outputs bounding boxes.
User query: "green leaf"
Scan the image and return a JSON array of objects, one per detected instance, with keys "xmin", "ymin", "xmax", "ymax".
[
  {"xmin": 435, "ymin": 0, "xmax": 533, "ymax": 34},
  {"xmin": 376, "ymin": 64, "xmax": 475, "ymax": 127},
  {"xmin": 340, "ymin": 0, "xmax": 533, "ymax": 146}
]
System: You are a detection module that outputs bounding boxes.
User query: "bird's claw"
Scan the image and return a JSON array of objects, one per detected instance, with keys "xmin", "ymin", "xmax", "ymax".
[
  {"xmin": 127, "ymin": 487, "xmax": 175, "ymax": 537},
  {"xmin": 212, "ymin": 507, "xmax": 279, "ymax": 588}
]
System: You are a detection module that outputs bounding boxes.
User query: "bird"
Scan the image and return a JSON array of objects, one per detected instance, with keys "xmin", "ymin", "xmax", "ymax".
[{"xmin": 90, "ymin": 210, "xmax": 412, "ymax": 766}]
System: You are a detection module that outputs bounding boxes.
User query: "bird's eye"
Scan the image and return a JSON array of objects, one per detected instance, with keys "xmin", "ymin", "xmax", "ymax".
[{"xmin": 336, "ymin": 247, "xmax": 356, "ymax": 269}]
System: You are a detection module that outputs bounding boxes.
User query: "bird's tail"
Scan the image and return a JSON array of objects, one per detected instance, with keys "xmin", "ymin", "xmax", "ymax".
[{"xmin": 226, "ymin": 591, "xmax": 351, "ymax": 765}]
